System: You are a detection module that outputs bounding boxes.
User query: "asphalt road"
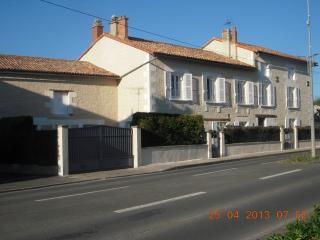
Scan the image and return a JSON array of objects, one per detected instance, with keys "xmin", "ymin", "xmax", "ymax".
[{"xmin": 1, "ymin": 155, "xmax": 320, "ymax": 240}]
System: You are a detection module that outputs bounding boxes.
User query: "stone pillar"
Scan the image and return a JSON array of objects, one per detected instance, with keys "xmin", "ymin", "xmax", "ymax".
[
  {"xmin": 219, "ymin": 131, "xmax": 226, "ymax": 157},
  {"xmin": 294, "ymin": 126, "xmax": 299, "ymax": 149},
  {"xmin": 132, "ymin": 126, "xmax": 141, "ymax": 168},
  {"xmin": 280, "ymin": 126, "xmax": 285, "ymax": 151},
  {"xmin": 57, "ymin": 125, "xmax": 69, "ymax": 176},
  {"xmin": 207, "ymin": 131, "xmax": 212, "ymax": 159}
]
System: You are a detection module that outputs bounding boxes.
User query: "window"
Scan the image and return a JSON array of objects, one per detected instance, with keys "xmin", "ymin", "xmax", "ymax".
[
  {"xmin": 288, "ymin": 67, "xmax": 296, "ymax": 81},
  {"xmin": 165, "ymin": 72, "xmax": 193, "ymax": 101},
  {"xmin": 259, "ymin": 83, "xmax": 275, "ymax": 107},
  {"xmin": 287, "ymin": 87, "xmax": 300, "ymax": 108},
  {"xmin": 235, "ymin": 80, "xmax": 254, "ymax": 105},
  {"xmin": 206, "ymin": 77, "xmax": 216, "ymax": 102},
  {"xmin": 171, "ymin": 74, "xmax": 181, "ymax": 99},
  {"xmin": 52, "ymin": 91, "xmax": 71, "ymax": 115},
  {"xmin": 258, "ymin": 62, "xmax": 270, "ymax": 78},
  {"xmin": 235, "ymin": 80, "xmax": 245, "ymax": 104}
]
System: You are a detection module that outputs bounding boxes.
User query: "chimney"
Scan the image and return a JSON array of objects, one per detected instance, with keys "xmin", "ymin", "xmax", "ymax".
[
  {"xmin": 92, "ymin": 19, "xmax": 104, "ymax": 43},
  {"xmin": 109, "ymin": 15, "xmax": 128, "ymax": 39},
  {"xmin": 221, "ymin": 26, "xmax": 237, "ymax": 43}
]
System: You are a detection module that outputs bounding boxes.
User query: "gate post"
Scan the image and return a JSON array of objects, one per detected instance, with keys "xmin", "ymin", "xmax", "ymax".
[
  {"xmin": 58, "ymin": 125, "xmax": 69, "ymax": 176},
  {"xmin": 294, "ymin": 126, "xmax": 299, "ymax": 149},
  {"xmin": 132, "ymin": 126, "xmax": 141, "ymax": 168},
  {"xmin": 219, "ymin": 130, "xmax": 226, "ymax": 157},
  {"xmin": 280, "ymin": 126, "xmax": 285, "ymax": 151},
  {"xmin": 207, "ymin": 131, "xmax": 212, "ymax": 159}
]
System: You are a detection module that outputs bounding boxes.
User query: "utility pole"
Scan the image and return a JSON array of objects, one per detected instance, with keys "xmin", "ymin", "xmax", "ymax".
[{"xmin": 306, "ymin": 0, "xmax": 316, "ymax": 157}]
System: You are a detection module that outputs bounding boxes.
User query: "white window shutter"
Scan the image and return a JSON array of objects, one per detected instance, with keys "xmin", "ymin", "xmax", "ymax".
[
  {"xmin": 234, "ymin": 80, "xmax": 239, "ymax": 104},
  {"xmin": 164, "ymin": 71, "xmax": 171, "ymax": 99},
  {"xmin": 293, "ymin": 88, "xmax": 298, "ymax": 108},
  {"xmin": 265, "ymin": 65, "xmax": 270, "ymax": 78},
  {"xmin": 258, "ymin": 83, "xmax": 263, "ymax": 105},
  {"xmin": 216, "ymin": 77, "xmax": 226, "ymax": 103},
  {"xmin": 245, "ymin": 81, "xmax": 254, "ymax": 105},
  {"xmin": 292, "ymin": 68, "xmax": 296, "ymax": 81},
  {"xmin": 202, "ymin": 74, "xmax": 207, "ymax": 102},
  {"xmin": 271, "ymin": 85, "xmax": 276, "ymax": 106},
  {"xmin": 183, "ymin": 73, "xmax": 193, "ymax": 101},
  {"xmin": 297, "ymin": 88, "xmax": 301, "ymax": 108}
]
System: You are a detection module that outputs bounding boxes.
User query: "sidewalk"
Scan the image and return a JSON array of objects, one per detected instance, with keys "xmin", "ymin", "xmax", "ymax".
[{"xmin": 0, "ymin": 148, "xmax": 316, "ymax": 193}]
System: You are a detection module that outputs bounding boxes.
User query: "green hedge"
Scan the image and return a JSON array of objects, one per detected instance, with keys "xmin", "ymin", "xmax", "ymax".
[
  {"xmin": 267, "ymin": 206, "xmax": 320, "ymax": 240},
  {"xmin": 0, "ymin": 116, "xmax": 57, "ymax": 166},
  {"xmin": 224, "ymin": 126, "xmax": 280, "ymax": 144},
  {"xmin": 131, "ymin": 112, "xmax": 206, "ymax": 147},
  {"xmin": 298, "ymin": 127, "xmax": 320, "ymax": 140}
]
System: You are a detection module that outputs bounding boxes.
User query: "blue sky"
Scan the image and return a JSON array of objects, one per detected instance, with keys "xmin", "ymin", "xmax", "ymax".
[{"xmin": 1, "ymin": 0, "xmax": 319, "ymax": 98}]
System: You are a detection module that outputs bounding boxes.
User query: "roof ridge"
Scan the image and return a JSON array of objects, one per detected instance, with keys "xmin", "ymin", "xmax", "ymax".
[{"xmin": 0, "ymin": 53, "xmax": 78, "ymax": 63}]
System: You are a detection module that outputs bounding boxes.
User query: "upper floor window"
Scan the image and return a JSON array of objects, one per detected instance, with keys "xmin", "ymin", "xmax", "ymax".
[
  {"xmin": 287, "ymin": 87, "xmax": 300, "ymax": 108},
  {"xmin": 235, "ymin": 80, "xmax": 254, "ymax": 105},
  {"xmin": 258, "ymin": 83, "xmax": 275, "ymax": 107},
  {"xmin": 203, "ymin": 76, "xmax": 226, "ymax": 103},
  {"xmin": 165, "ymin": 72, "xmax": 193, "ymax": 101},
  {"xmin": 288, "ymin": 66, "xmax": 296, "ymax": 81},
  {"xmin": 257, "ymin": 62, "xmax": 271, "ymax": 78},
  {"xmin": 52, "ymin": 90, "xmax": 71, "ymax": 115}
]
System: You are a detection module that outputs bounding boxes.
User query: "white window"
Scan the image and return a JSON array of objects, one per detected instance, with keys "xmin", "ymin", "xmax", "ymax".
[
  {"xmin": 258, "ymin": 62, "xmax": 271, "ymax": 78},
  {"xmin": 165, "ymin": 72, "xmax": 193, "ymax": 101},
  {"xmin": 203, "ymin": 76, "xmax": 226, "ymax": 103},
  {"xmin": 259, "ymin": 83, "xmax": 276, "ymax": 107},
  {"xmin": 235, "ymin": 80, "xmax": 254, "ymax": 105},
  {"xmin": 288, "ymin": 66, "xmax": 296, "ymax": 81},
  {"xmin": 287, "ymin": 87, "xmax": 300, "ymax": 108},
  {"xmin": 52, "ymin": 91, "xmax": 71, "ymax": 115}
]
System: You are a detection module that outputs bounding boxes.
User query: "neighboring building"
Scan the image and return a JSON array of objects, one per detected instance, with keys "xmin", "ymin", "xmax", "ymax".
[
  {"xmin": 80, "ymin": 16, "xmax": 311, "ymax": 130},
  {"xmin": 0, "ymin": 54, "xmax": 119, "ymax": 129}
]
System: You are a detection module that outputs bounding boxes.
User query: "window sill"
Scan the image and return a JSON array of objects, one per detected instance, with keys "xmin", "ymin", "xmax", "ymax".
[
  {"xmin": 236, "ymin": 103, "xmax": 254, "ymax": 107},
  {"xmin": 205, "ymin": 101, "xmax": 227, "ymax": 105},
  {"xmin": 260, "ymin": 105, "xmax": 275, "ymax": 108},
  {"xmin": 169, "ymin": 98, "xmax": 192, "ymax": 102},
  {"xmin": 287, "ymin": 107, "xmax": 300, "ymax": 110}
]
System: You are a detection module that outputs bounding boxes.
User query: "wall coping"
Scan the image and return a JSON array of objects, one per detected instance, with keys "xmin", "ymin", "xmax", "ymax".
[
  {"xmin": 142, "ymin": 144, "xmax": 207, "ymax": 150},
  {"xmin": 226, "ymin": 141, "xmax": 280, "ymax": 147}
]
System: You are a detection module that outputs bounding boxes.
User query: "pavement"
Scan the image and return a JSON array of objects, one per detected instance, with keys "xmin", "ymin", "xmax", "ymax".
[
  {"xmin": 0, "ymin": 147, "xmax": 317, "ymax": 193},
  {"xmin": 1, "ymin": 152, "xmax": 320, "ymax": 240}
]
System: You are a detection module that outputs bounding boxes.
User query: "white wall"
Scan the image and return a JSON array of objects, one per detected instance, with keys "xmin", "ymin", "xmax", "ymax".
[{"xmin": 80, "ymin": 37, "xmax": 152, "ymax": 126}]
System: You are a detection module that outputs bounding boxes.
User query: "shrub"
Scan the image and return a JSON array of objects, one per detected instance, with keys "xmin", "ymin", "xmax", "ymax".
[
  {"xmin": 298, "ymin": 127, "xmax": 320, "ymax": 140},
  {"xmin": 131, "ymin": 112, "xmax": 206, "ymax": 147},
  {"xmin": 224, "ymin": 126, "xmax": 280, "ymax": 144},
  {"xmin": 267, "ymin": 206, "xmax": 320, "ymax": 240}
]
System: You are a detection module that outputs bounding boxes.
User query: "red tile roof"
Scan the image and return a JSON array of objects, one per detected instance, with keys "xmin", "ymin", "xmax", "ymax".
[
  {"xmin": 204, "ymin": 37, "xmax": 307, "ymax": 62},
  {"xmin": 0, "ymin": 54, "xmax": 119, "ymax": 78},
  {"xmin": 81, "ymin": 33, "xmax": 255, "ymax": 69}
]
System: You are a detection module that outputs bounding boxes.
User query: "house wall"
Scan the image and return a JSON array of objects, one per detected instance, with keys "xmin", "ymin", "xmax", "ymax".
[
  {"xmin": 257, "ymin": 53, "xmax": 311, "ymax": 127},
  {"xmin": 0, "ymin": 72, "xmax": 118, "ymax": 129},
  {"xmin": 150, "ymin": 57, "xmax": 289, "ymax": 130},
  {"xmin": 80, "ymin": 37, "xmax": 152, "ymax": 127}
]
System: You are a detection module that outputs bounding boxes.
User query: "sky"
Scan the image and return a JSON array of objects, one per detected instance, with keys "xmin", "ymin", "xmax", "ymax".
[{"xmin": 0, "ymin": 0, "xmax": 319, "ymax": 98}]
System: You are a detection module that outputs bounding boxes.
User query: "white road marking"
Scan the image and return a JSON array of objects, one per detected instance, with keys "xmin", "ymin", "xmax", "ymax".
[
  {"xmin": 114, "ymin": 192, "xmax": 207, "ymax": 213},
  {"xmin": 35, "ymin": 186, "xmax": 129, "ymax": 202},
  {"xmin": 261, "ymin": 162, "xmax": 274, "ymax": 165},
  {"xmin": 259, "ymin": 169, "xmax": 302, "ymax": 180},
  {"xmin": 193, "ymin": 168, "xmax": 238, "ymax": 177}
]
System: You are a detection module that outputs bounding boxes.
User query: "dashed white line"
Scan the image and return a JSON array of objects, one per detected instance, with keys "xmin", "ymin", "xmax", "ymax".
[
  {"xmin": 259, "ymin": 169, "xmax": 302, "ymax": 180},
  {"xmin": 261, "ymin": 162, "xmax": 274, "ymax": 165},
  {"xmin": 35, "ymin": 186, "xmax": 129, "ymax": 202},
  {"xmin": 193, "ymin": 168, "xmax": 238, "ymax": 177},
  {"xmin": 114, "ymin": 192, "xmax": 207, "ymax": 213}
]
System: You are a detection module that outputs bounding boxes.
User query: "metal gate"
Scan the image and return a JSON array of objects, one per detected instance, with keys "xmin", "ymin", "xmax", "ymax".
[{"xmin": 68, "ymin": 126, "xmax": 133, "ymax": 173}]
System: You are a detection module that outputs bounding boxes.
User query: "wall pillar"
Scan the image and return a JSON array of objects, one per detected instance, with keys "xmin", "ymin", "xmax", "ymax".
[
  {"xmin": 219, "ymin": 131, "xmax": 226, "ymax": 157},
  {"xmin": 132, "ymin": 126, "xmax": 141, "ymax": 168},
  {"xmin": 280, "ymin": 126, "xmax": 285, "ymax": 151},
  {"xmin": 294, "ymin": 126, "xmax": 299, "ymax": 149},
  {"xmin": 207, "ymin": 131, "xmax": 212, "ymax": 159},
  {"xmin": 57, "ymin": 125, "xmax": 69, "ymax": 176}
]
